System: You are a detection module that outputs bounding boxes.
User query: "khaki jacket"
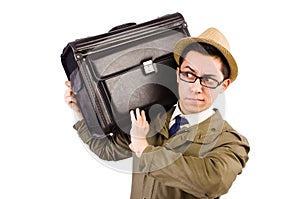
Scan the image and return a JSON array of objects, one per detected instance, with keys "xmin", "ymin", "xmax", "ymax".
[{"xmin": 74, "ymin": 109, "xmax": 250, "ymax": 199}]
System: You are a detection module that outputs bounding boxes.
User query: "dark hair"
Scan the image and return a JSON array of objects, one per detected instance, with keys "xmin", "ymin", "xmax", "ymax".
[{"xmin": 179, "ymin": 42, "xmax": 230, "ymax": 80}]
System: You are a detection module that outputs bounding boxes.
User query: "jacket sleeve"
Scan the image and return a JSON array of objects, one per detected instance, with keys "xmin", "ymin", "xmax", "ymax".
[
  {"xmin": 73, "ymin": 120, "xmax": 133, "ymax": 161},
  {"xmin": 136, "ymin": 130, "xmax": 250, "ymax": 198}
]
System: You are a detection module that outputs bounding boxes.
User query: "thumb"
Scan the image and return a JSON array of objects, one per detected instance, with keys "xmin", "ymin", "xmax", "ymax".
[
  {"xmin": 65, "ymin": 80, "xmax": 71, "ymax": 88},
  {"xmin": 129, "ymin": 143, "xmax": 135, "ymax": 152}
]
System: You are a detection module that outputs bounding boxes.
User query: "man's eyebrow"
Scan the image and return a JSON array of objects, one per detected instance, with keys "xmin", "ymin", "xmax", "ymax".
[
  {"xmin": 182, "ymin": 65, "xmax": 196, "ymax": 72},
  {"xmin": 182, "ymin": 66, "xmax": 217, "ymax": 77},
  {"xmin": 202, "ymin": 74, "xmax": 217, "ymax": 78}
]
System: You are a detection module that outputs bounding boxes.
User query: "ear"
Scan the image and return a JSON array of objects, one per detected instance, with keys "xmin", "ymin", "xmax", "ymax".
[{"xmin": 220, "ymin": 79, "xmax": 231, "ymax": 93}]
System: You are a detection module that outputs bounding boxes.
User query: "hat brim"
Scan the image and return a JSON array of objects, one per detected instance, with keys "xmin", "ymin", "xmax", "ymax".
[{"xmin": 173, "ymin": 37, "xmax": 238, "ymax": 82}]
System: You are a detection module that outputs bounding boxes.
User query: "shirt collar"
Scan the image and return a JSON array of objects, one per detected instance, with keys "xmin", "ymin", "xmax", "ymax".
[{"xmin": 170, "ymin": 103, "xmax": 215, "ymax": 127}]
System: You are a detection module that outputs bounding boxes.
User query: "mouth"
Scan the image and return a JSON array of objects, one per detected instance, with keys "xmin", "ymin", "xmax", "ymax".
[{"xmin": 185, "ymin": 98, "xmax": 205, "ymax": 102}]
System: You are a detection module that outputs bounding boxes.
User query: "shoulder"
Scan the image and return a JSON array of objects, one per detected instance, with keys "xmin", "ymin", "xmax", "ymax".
[{"xmin": 222, "ymin": 121, "xmax": 249, "ymax": 146}]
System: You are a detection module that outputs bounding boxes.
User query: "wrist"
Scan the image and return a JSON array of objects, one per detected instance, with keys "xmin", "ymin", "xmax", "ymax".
[
  {"xmin": 130, "ymin": 138, "xmax": 149, "ymax": 157},
  {"xmin": 73, "ymin": 111, "xmax": 84, "ymax": 122}
]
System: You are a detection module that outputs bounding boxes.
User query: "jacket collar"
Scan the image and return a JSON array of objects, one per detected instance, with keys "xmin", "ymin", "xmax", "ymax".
[{"xmin": 149, "ymin": 107, "xmax": 226, "ymax": 141}]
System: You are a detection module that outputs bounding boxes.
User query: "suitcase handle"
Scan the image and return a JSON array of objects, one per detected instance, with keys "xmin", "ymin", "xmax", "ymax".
[{"xmin": 108, "ymin": 22, "xmax": 137, "ymax": 32}]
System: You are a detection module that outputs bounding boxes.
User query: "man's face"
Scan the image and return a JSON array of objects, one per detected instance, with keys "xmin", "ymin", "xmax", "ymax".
[{"xmin": 177, "ymin": 50, "xmax": 231, "ymax": 115}]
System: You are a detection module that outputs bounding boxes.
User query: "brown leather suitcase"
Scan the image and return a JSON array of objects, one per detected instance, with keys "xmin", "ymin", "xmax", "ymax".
[{"xmin": 61, "ymin": 13, "xmax": 190, "ymax": 137}]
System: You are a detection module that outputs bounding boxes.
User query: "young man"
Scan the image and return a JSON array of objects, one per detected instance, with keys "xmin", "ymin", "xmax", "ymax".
[{"xmin": 64, "ymin": 27, "xmax": 250, "ymax": 199}]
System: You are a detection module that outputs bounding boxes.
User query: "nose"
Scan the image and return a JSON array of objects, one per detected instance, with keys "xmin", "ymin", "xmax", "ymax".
[{"xmin": 191, "ymin": 78, "xmax": 203, "ymax": 93}]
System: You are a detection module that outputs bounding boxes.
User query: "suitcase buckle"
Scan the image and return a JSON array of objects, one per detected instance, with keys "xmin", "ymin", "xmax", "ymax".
[{"xmin": 143, "ymin": 60, "xmax": 156, "ymax": 75}]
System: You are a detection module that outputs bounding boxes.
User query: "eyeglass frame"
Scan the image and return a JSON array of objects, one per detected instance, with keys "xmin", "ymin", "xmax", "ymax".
[{"xmin": 178, "ymin": 70, "xmax": 225, "ymax": 89}]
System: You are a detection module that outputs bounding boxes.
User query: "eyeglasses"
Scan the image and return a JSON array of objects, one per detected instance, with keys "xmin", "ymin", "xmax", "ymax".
[{"xmin": 178, "ymin": 70, "xmax": 223, "ymax": 89}]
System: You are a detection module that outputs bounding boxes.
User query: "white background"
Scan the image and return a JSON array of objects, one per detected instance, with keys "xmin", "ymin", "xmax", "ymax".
[{"xmin": 1, "ymin": 0, "xmax": 299, "ymax": 198}]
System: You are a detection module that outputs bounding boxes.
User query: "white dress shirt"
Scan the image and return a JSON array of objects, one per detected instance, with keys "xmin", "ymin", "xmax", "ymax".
[{"xmin": 169, "ymin": 103, "xmax": 215, "ymax": 129}]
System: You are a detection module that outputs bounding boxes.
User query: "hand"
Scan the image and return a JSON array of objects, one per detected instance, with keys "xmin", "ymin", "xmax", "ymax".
[
  {"xmin": 64, "ymin": 81, "xmax": 83, "ymax": 120},
  {"xmin": 129, "ymin": 108, "xmax": 149, "ymax": 157}
]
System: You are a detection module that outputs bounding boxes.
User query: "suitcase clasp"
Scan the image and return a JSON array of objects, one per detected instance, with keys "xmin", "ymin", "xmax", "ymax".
[{"xmin": 143, "ymin": 60, "xmax": 156, "ymax": 75}]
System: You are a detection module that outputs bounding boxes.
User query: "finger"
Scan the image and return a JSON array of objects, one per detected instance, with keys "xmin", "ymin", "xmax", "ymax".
[
  {"xmin": 65, "ymin": 96, "xmax": 72, "ymax": 105},
  {"xmin": 141, "ymin": 110, "xmax": 147, "ymax": 121},
  {"xmin": 70, "ymin": 96, "xmax": 77, "ymax": 103},
  {"xmin": 65, "ymin": 88, "xmax": 72, "ymax": 97},
  {"xmin": 65, "ymin": 95, "xmax": 77, "ymax": 105},
  {"xmin": 64, "ymin": 91, "xmax": 69, "ymax": 102},
  {"xmin": 130, "ymin": 110, "xmax": 136, "ymax": 122},
  {"xmin": 135, "ymin": 108, "xmax": 141, "ymax": 120},
  {"xmin": 65, "ymin": 91, "xmax": 75, "ymax": 106}
]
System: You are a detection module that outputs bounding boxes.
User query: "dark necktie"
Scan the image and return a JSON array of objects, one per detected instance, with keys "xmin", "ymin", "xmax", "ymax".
[{"xmin": 169, "ymin": 115, "xmax": 188, "ymax": 137}]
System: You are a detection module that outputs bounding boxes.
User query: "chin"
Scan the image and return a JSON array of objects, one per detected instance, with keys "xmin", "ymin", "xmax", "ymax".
[{"xmin": 182, "ymin": 105, "xmax": 205, "ymax": 115}]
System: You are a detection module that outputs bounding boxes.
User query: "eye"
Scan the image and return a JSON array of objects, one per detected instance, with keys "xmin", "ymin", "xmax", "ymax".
[
  {"xmin": 186, "ymin": 72, "xmax": 193, "ymax": 78},
  {"xmin": 201, "ymin": 76, "xmax": 218, "ymax": 86},
  {"xmin": 202, "ymin": 76, "xmax": 213, "ymax": 82},
  {"xmin": 182, "ymin": 72, "xmax": 195, "ymax": 79}
]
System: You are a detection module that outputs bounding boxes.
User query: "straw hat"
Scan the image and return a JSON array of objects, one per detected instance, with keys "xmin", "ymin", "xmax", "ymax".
[{"xmin": 174, "ymin": 27, "xmax": 238, "ymax": 82}]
